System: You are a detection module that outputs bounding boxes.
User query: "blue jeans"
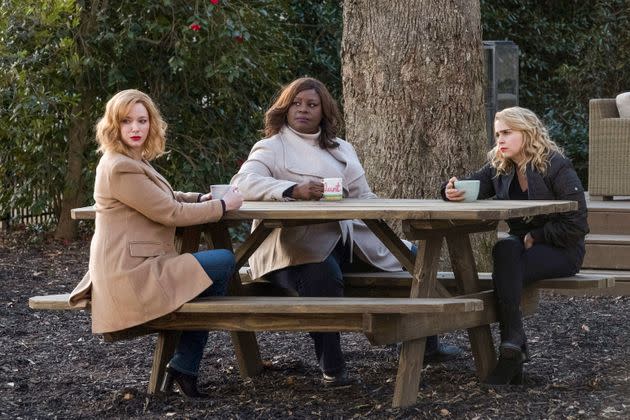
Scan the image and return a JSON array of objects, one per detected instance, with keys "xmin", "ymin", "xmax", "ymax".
[{"xmin": 168, "ymin": 249, "xmax": 235, "ymax": 376}]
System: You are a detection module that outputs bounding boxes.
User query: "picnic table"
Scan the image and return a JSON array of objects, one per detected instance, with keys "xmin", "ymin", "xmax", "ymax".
[{"xmin": 63, "ymin": 198, "xmax": 593, "ymax": 407}]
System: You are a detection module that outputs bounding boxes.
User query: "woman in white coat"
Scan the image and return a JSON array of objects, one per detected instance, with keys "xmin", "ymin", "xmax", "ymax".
[{"xmin": 232, "ymin": 77, "xmax": 459, "ymax": 385}]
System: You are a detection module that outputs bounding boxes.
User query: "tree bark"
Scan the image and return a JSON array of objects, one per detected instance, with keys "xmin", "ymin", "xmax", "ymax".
[
  {"xmin": 342, "ymin": 0, "xmax": 492, "ymax": 270},
  {"xmin": 342, "ymin": 0, "xmax": 486, "ymax": 199},
  {"xmin": 54, "ymin": 1, "xmax": 104, "ymax": 240},
  {"xmin": 54, "ymin": 95, "xmax": 93, "ymax": 240}
]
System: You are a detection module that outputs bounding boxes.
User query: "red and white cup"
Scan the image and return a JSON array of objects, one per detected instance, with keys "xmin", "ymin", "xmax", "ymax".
[{"xmin": 322, "ymin": 178, "xmax": 343, "ymax": 201}]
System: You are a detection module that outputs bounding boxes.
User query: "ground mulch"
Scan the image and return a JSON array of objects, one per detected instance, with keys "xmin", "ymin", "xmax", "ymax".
[{"xmin": 1, "ymin": 229, "xmax": 629, "ymax": 419}]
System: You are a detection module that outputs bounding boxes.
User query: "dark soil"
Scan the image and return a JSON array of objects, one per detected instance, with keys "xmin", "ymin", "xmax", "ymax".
[{"xmin": 1, "ymin": 229, "xmax": 629, "ymax": 419}]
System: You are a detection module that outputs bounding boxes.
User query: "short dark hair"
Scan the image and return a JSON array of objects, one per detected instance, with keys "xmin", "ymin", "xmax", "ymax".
[{"xmin": 264, "ymin": 77, "xmax": 341, "ymax": 148}]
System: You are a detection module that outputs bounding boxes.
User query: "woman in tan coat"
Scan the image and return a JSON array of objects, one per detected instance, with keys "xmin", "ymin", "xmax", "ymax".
[
  {"xmin": 232, "ymin": 77, "xmax": 459, "ymax": 386},
  {"xmin": 69, "ymin": 89, "xmax": 243, "ymax": 398}
]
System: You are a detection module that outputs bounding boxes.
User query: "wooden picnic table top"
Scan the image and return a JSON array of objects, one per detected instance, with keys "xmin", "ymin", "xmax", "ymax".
[{"xmin": 71, "ymin": 198, "xmax": 577, "ymax": 221}]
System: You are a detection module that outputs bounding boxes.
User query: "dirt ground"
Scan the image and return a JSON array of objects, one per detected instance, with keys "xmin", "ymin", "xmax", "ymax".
[{"xmin": 1, "ymin": 229, "xmax": 629, "ymax": 419}]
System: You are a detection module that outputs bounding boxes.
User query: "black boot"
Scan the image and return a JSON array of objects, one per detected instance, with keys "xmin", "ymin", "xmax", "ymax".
[
  {"xmin": 484, "ymin": 303, "xmax": 527, "ymax": 385},
  {"xmin": 160, "ymin": 364, "xmax": 207, "ymax": 398},
  {"xmin": 485, "ymin": 346, "xmax": 526, "ymax": 385}
]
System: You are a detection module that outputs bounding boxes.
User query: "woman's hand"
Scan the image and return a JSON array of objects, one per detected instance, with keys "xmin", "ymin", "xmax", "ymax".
[
  {"xmin": 199, "ymin": 193, "xmax": 212, "ymax": 202},
  {"xmin": 222, "ymin": 187, "xmax": 243, "ymax": 211},
  {"xmin": 444, "ymin": 177, "xmax": 465, "ymax": 201},
  {"xmin": 523, "ymin": 232, "xmax": 535, "ymax": 250},
  {"xmin": 292, "ymin": 180, "xmax": 324, "ymax": 200}
]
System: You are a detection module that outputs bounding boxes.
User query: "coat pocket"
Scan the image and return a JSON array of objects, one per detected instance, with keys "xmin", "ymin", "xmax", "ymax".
[{"xmin": 128, "ymin": 241, "xmax": 165, "ymax": 257}]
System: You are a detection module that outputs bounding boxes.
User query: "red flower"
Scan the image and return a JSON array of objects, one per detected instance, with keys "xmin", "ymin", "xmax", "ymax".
[
  {"xmin": 210, "ymin": 0, "xmax": 219, "ymax": 4},
  {"xmin": 234, "ymin": 35, "xmax": 244, "ymax": 44},
  {"xmin": 189, "ymin": 23, "xmax": 201, "ymax": 31}
]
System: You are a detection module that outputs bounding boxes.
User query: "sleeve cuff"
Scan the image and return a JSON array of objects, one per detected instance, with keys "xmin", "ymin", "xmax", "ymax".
[
  {"xmin": 282, "ymin": 185, "xmax": 295, "ymax": 198},
  {"xmin": 197, "ymin": 193, "xmax": 202, "ymax": 203},
  {"xmin": 220, "ymin": 199, "xmax": 226, "ymax": 215}
]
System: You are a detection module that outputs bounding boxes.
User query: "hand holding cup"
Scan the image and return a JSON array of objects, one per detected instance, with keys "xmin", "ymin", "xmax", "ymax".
[
  {"xmin": 445, "ymin": 177, "xmax": 465, "ymax": 201},
  {"xmin": 221, "ymin": 186, "xmax": 243, "ymax": 211},
  {"xmin": 446, "ymin": 177, "xmax": 480, "ymax": 202}
]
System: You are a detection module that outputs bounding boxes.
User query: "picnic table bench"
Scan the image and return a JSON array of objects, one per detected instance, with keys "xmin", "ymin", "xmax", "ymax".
[
  {"xmin": 28, "ymin": 199, "xmax": 616, "ymax": 408},
  {"xmin": 29, "ymin": 293, "xmax": 485, "ymax": 397}
]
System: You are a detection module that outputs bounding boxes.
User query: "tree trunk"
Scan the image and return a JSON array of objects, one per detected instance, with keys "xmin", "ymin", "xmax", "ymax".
[
  {"xmin": 342, "ymin": 0, "xmax": 493, "ymax": 270},
  {"xmin": 54, "ymin": 95, "xmax": 93, "ymax": 240},
  {"xmin": 54, "ymin": 1, "xmax": 104, "ymax": 240},
  {"xmin": 342, "ymin": 0, "xmax": 486, "ymax": 198}
]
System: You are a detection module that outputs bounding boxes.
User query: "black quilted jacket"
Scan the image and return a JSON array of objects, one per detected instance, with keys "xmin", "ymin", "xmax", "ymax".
[{"xmin": 441, "ymin": 152, "xmax": 589, "ymax": 266}]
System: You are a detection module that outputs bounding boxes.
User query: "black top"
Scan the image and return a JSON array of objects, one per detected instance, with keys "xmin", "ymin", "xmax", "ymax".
[
  {"xmin": 440, "ymin": 152, "xmax": 589, "ymax": 267},
  {"xmin": 507, "ymin": 175, "xmax": 531, "ymax": 237}
]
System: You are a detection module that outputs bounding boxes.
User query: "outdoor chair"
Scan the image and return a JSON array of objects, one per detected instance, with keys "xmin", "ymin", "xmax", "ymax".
[{"xmin": 588, "ymin": 95, "xmax": 630, "ymax": 200}]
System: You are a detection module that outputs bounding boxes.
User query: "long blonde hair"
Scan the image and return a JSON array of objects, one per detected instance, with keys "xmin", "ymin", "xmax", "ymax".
[
  {"xmin": 96, "ymin": 89, "xmax": 167, "ymax": 160},
  {"xmin": 488, "ymin": 106, "xmax": 563, "ymax": 175}
]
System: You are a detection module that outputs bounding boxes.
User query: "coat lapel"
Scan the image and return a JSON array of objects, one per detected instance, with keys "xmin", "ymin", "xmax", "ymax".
[{"xmin": 141, "ymin": 159, "xmax": 175, "ymax": 196}]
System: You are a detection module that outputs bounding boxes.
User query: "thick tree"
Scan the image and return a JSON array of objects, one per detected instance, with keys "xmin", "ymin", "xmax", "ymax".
[{"xmin": 342, "ymin": 0, "xmax": 487, "ymax": 199}]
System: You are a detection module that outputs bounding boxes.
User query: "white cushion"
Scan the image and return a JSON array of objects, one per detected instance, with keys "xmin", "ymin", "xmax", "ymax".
[{"xmin": 616, "ymin": 92, "xmax": 630, "ymax": 118}]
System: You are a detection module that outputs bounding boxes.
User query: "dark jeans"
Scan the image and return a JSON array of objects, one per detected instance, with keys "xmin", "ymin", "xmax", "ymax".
[
  {"xmin": 168, "ymin": 249, "xmax": 235, "ymax": 376},
  {"xmin": 492, "ymin": 235, "xmax": 579, "ymax": 305},
  {"xmin": 267, "ymin": 240, "xmax": 418, "ymax": 375}
]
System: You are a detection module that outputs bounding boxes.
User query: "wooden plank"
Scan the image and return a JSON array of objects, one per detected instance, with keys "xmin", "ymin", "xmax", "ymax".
[
  {"xmin": 588, "ymin": 211, "xmax": 630, "ymax": 235},
  {"xmin": 71, "ymin": 199, "xmax": 578, "ymax": 222},
  {"xmin": 410, "ymin": 234, "xmax": 443, "ymax": 298},
  {"xmin": 392, "ymin": 338, "xmax": 425, "ymax": 408},
  {"xmin": 446, "ymin": 233, "xmax": 496, "ymax": 380},
  {"xmin": 364, "ymin": 289, "xmax": 540, "ymax": 346},
  {"xmin": 176, "ymin": 296, "xmax": 483, "ymax": 314},
  {"xmin": 145, "ymin": 312, "xmax": 366, "ymax": 332},
  {"xmin": 148, "ymin": 331, "xmax": 180, "ymax": 394},
  {"xmin": 584, "ymin": 243, "xmax": 630, "ymax": 270},
  {"xmin": 70, "ymin": 206, "xmax": 96, "ymax": 219},
  {"xmin": 27, "ymin": 294, "xmax": 484, "ymax": 314},
  {"xmin": 586, "ymin": 234, "xmax": 630, "ymax": 244},
  {"xmin": 403, "ymin": 220, "xmax": 498, "ymax": 236},
  {"xmin": 362, "ymin": 219, "xmax": 415, "ymax": 273},
  {"xmin": 29, "ymin": 294, "xmax": 78, "ymax": 310},
  {"xmin": 232, "ymin": 223, "xmax": 273, "ymax": 270}
]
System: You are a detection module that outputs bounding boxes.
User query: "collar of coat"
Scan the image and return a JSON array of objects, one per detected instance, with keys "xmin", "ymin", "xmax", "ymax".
[{"xmin": 278, "ymin": 125, "xmax": 366, "ymax": 184}]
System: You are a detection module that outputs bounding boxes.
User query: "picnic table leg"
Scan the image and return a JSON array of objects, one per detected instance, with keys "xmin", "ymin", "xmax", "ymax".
[
  {"xmin": 446, "ymin": 233, "xmax": 497, "ymax": 379},
  {"xmin": 148, "ymin": 331, "xmax": 181, "ymax": 394},
  {"xmin": 391, "ymin": 233, "xmax": 443, "ymax": 407},
  {"xmin": 205, "ymin": 223, "xmax": 264, "ymax": 377},
  {"xmin": 393, "ymin": 337, "xmax": 426, "ymax": 408}
]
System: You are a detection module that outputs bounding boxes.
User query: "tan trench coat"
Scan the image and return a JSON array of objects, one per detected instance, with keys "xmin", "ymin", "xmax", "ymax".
[
  {"xmin": 231, "ymin": 126, "xmax": 409, "ymax": 279},
  {"xmin": 69, "ymin": 152, "xmax": 224, "ymax": 333}
]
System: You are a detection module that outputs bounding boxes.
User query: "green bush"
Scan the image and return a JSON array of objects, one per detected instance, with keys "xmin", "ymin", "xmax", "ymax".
[
  {"xmin": 0, "ymin": 0, "xmax": 341, "ymax": 225},
  {"xmin": 481, "ymin": 0, "xmax": 630, "ymax": 184}
]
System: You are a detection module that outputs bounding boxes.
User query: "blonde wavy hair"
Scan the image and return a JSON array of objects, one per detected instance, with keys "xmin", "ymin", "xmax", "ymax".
[
  {"xmin": 96, "ymin": 89, "xmax": 167, "ymax": 160},
  {"xmin": 488, "ymin": 106, "xmax": 563, "ymax": 175}
]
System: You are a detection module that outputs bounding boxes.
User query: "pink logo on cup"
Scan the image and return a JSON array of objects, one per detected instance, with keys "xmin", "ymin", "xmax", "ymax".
[{"xmin": 322, "ymin": 178, "xmax": 343, "ymax": 201}]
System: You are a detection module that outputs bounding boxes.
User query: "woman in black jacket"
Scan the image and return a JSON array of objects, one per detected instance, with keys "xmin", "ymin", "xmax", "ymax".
[{"xmin": 442, "ymin": 106, "xmax": 589, "ymax": 385}]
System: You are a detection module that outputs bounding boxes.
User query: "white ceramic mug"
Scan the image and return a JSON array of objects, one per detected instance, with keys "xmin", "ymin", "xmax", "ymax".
[
  {"xmin": 210, "ymin": 184, "xmax": 232, "ymax": 200},
  {"xmin": 322, "ymin": 178, "xmax": 343, "ymax": 201},
  {"xmin": 453, "ymin": 180, "xmax": 480, "ymax": 202}
]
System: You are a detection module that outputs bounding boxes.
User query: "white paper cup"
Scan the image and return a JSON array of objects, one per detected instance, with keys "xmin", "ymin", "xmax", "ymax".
[
  {"xmin": 210, "ymin": 184, "xmax": 231, "ymax": 200},
  {"xmin": 453, "ymin": 180, "xmax": 480, "ymax": 202},
  {"xmin": 322, "ymin": 178, "xmax": 343, "ymax": 201}
]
